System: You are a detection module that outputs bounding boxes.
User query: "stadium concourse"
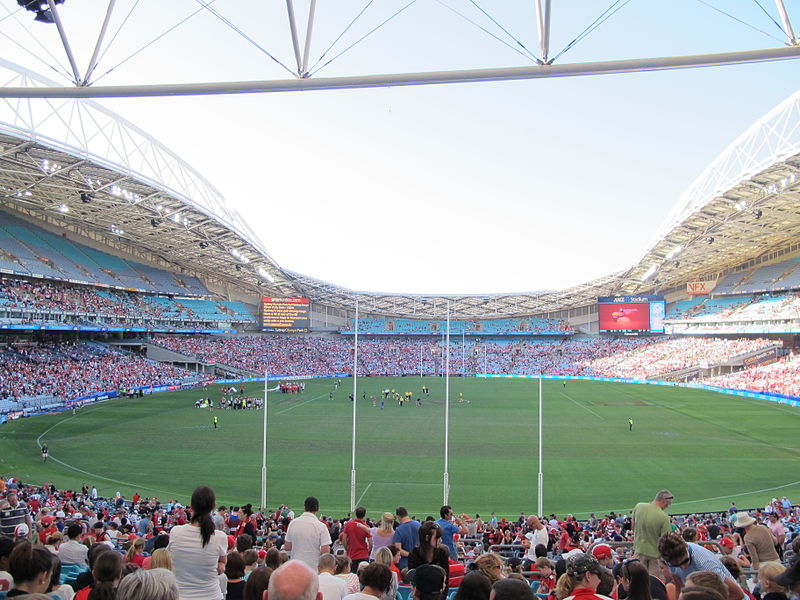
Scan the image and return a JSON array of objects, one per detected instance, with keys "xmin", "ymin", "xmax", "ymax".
[{"xmin": 0, "ymin": 475, "xmax": 798, "ymax": 600}]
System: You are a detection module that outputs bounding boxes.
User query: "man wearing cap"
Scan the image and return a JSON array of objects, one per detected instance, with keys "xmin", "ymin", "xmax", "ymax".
[
  {"xmin": 410, "ymin": 564, "xmax": 447, "ymax": 600},
  {"xmin": 632, "ymin": 490, "xmax": 673, "ymax": 577},
  {"xmin": 734, "ymin": 512, "xmax": 780, "ymax": 570},
  {"xmin": 657, "ymin": 532, "xmax": 743, "ymax": 600},
  {"xmin": 284, "ymin": 497, "xmax": 332, "ymax": 570},
  {"xmin": 591, "ymin": 544, "xmax": 615, "ymax": 570},
  {"xmin": 38, "ymin": 515, "xmax": 58, "ymax": 544}
]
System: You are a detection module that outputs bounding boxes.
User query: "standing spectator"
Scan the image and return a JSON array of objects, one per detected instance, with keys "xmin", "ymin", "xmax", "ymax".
[
  {"xmin": 370, "ymin": 513, "xmax": 396, "ymax": 560},
  {"xmin": 765, "ymin": 515, "xmax": 785, "ymax": 559},
  {"xmin": 523, "ymin": 517, "xmax": 549, "ymax": 569},
  {"xmin": 168, "ymin": 485, "xmax": 228, "ymax": 600},
  {"xmin": 393, "ymin": 507, "xmax": 421, "ymax": 572},
  {"xmin": 0, "ymin": 492, "xmax": 32, "ymax": 539},
  {"xmin": 735, "ymin": 513, "xmax": 780, "ymax": 570},
  {"xmin": 284, "ymin": 497, "xmax": 332, "ymax": 570},
  {"xmin": 436, "ymin": 506, "xmax": 467, "ymax": 560},
  {"xmin": 341, "ymin": 507, "xmax": 372, "ymax": 572},
  {"xmin": 632, "ymin": 491, "xmax": 673, "ymax": 577}
]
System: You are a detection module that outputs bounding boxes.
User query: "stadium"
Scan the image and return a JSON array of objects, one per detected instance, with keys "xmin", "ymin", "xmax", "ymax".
[{"xmin": 0, "ymin": 4, "xmax": 799, "ymax": 598}]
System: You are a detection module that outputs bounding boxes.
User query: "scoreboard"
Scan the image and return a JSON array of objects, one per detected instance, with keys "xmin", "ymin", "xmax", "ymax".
[
  {"xmin": 261, "ymin": 297, "xmax": 311, "ymax": 332},
  {"xmin": 597, "ymin": 295, "xmax": 665, "ymax": 334}
]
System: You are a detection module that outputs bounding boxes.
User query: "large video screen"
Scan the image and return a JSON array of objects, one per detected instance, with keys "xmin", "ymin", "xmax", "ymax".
[
  {"xmin": 261, "ymin": 297, "xmax": 311, "ymax": 333},
  {"xmin": 598, "ymin": 295, "xmax": 665, "ymax": 334}
]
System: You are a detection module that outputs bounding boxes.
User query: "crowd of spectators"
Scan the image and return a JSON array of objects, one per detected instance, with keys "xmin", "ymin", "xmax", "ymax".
[
  {"xmin": 701, "ymin": 354, "xmax": 800, "ymax": 397},
  {"xmin": 0, "ymin": 342, "xmax": 198, "ymax": 406},
  {"xmin": 152, "ymin": 335, "xmax": 795, "ymax": 396},
  {"xmin": 0, "ymin": 477, "xmax": 798, "ymax": 600},
  {"xmin": 587, "ymin": 338, "xmax": 776, "ymax": 379},
  {"xmin": 0, "ymin": 276, "xmax": 254, "ymax": 326}
]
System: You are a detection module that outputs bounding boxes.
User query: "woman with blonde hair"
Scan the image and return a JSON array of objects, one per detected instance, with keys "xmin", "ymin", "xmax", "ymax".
[
  {"xmin": 149, "ymin": 548, "xmax": 173, "ymax": 571},
  {"xmin": 373, "ymin": 546, "xmax": 399, "ymax": 600},
  {"xmin": 473, "ymin": 553, "xmax": 505, "ymax": 585},
  {"xmin": 757, "ymin": 563, "xmax": 789, "ymax": 600},
  {"xmin": 370, "ymin": 512, "xmax": 396, "ymax": 560}
]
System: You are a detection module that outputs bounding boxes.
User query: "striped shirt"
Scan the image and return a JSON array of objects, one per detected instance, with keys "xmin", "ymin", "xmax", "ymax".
[{"xmin": 668, "ymin": 542, "xmax": 736, "ymax": 583}]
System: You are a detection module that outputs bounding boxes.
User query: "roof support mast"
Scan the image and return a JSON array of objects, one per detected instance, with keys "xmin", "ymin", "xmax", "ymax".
[
  {"xmin": 83, "ymin": 0, "xmax": 117, "ymax": 86},
  {"xmin": 285, "ymin": 0, "xmax": 304, "ymax": 76},
  {"xmin": 301, "ymin": 0, "xmax": 317, "ymax": 77},
  {"xmin": 774, "ymin": 0, "xmax": 798, "ymax": 45},
  {"xmin": 535, "ymin": 0, "xmax": 551, "ymax": 64},
  {"xmin": 46, "ymin": 0, "xmax": 81, "ymax": 84}
]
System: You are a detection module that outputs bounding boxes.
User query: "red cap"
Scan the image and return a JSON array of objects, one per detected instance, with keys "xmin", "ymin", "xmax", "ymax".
[
  {"xmin": 719, "ymin": 537, "xmax": 734, "ymax": 548},
  {"xmin": 591, "ymin": 544, "xmax": 613, "ymax": 560}
]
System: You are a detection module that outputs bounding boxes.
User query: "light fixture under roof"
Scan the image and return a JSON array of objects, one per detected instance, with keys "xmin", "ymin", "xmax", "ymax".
[{"xmin": 257, "ymin": 267, "xmax": 275, "ymax": 283}]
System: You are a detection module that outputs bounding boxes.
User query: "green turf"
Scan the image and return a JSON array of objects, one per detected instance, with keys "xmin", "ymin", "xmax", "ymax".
[{"xmin": 1, "ymin": 377, "xmax": 798, "ymax": 518}]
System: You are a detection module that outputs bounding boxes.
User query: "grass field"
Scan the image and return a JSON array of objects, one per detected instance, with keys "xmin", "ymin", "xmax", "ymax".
[{"xmin": 1, "ymin": 377, "xmax": 799, "ymax": 518}]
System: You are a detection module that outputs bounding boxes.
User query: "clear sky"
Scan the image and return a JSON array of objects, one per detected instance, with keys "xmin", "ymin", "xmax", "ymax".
[{"xmin": 1, "ymin": 1, "xmax": 798, "ymax": 295}]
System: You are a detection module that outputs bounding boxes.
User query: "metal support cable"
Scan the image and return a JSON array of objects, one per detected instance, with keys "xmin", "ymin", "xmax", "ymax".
[
  {"xmin": 551, "ymin": 0, "xmax": 631, "ymax": 64},
  {"xmin": 307, "ymin": 0, "xmax": 375, "ymax": 75},
  {"xmin": 695, "ymin": 0, "xmax": 785, "ymax": 45},
  {"xmin": 467, "ymin": 0, "xmax": 539, "ymax": 62},
  {"xmin": 434, "ymin": 0, "xmax": 540, "ymax": 63},
  {"xmin": 309, "ymin": 0, "xmax": 419, "ymax": 77}
]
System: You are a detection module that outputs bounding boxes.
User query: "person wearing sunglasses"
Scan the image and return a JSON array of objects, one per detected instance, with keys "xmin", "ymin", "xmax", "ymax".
[{"xmin": 656, "ymin": 533, "xmax": 744, "ymax": 600}]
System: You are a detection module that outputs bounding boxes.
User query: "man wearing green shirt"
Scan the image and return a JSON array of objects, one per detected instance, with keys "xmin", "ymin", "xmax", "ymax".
[{"xmin": 632, "ymin": 489, "xmax": 673, "ymax": 577}]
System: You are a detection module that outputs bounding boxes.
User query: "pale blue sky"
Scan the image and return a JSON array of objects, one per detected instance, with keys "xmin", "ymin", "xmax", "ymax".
[{"xmin": 1, "ymin": 1, "xmax": 798, "ymax": 294}]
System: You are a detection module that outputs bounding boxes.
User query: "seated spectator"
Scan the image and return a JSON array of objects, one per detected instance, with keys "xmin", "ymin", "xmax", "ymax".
[
  {"xmin": 116, "ymin": 568, "xmax": 179, "ymax": 600},
  {"xmin": 7, "ymin": 541, "xmax": 53, "ymax": 597}
]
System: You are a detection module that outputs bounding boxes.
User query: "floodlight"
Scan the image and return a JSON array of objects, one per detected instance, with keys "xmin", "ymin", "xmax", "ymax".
[
  {"xmin": 17, "ymin": 0, "xmax": 64, "ymax": 23},
  {"xmin": 257, "ymin": 267, "xmax": 275, "ymax": 283}
]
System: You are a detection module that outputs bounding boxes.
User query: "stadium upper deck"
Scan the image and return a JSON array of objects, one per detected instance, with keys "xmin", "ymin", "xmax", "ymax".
[{"xmin": 0, "ymin": 63, "xmax": 799, "ymax": 318}]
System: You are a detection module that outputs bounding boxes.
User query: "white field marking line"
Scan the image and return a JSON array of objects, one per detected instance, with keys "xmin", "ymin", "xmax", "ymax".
[
  {"xmin": 36, "ymin": 414, "xmax": 184, "ymax": 495},
  {"xmin": 355, "ymin": 482, "xmax": 373, "ymax": 507},
  {"xmin": 558, "ymin": 391, "xmax": 605, "ymax": 420},
  {"xmin": 275, "ymin": 392, "xmax": 328, "ymax": 415}
]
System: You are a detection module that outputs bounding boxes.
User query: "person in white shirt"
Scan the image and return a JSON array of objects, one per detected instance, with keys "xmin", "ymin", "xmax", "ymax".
[
  {"xmin": 318, "ymin": 554, "xmax": 347, "ymax": 600},
  {"xmin": 284, "ymin": 497, "xmax": 331, "ymax": 569}
]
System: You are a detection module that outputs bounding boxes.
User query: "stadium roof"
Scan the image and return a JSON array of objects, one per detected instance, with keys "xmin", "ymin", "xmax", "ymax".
[{"xmin": 0, "ymin": 80, "xmax": 799, "ymax": 317}]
